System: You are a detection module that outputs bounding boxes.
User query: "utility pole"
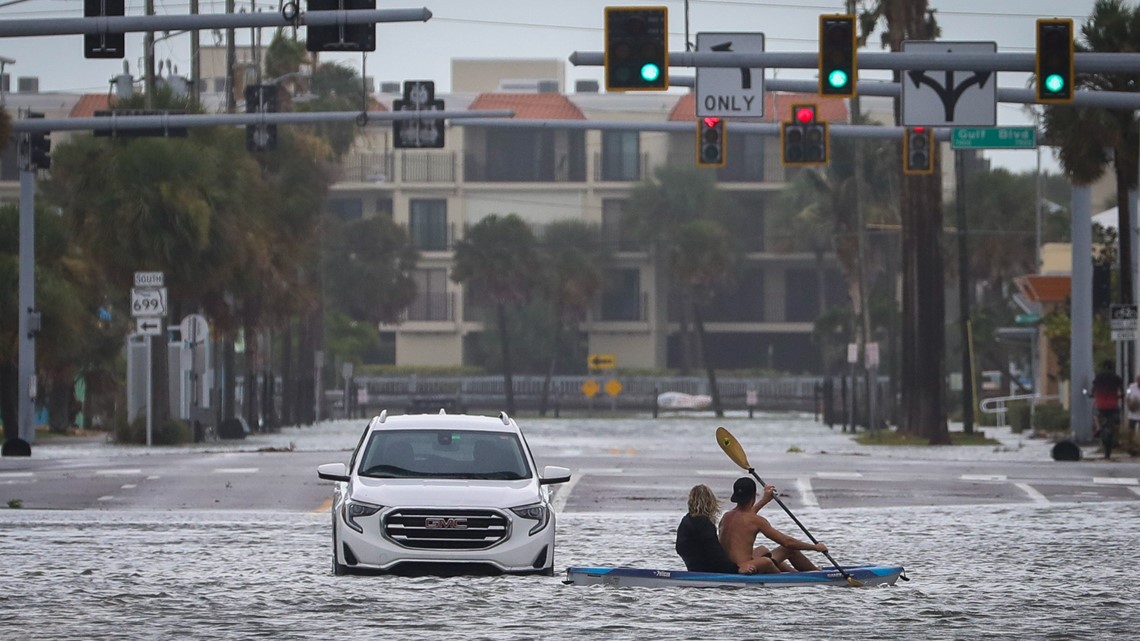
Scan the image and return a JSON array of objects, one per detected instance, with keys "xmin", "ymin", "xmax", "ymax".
[
  {"xmin": 145, "ymin": 0, "xmax": 154, "ymax": 108},
  {"xmin": 191, "ymin": 0, "xmax": 200, "ymax": 105},
  {"xmin": 956, "ymin": 150, "xmax": 974, "ymax": 434},
  {"xmin": 226, "ymin": 0, "xmax": 236, "ymax": 113}
]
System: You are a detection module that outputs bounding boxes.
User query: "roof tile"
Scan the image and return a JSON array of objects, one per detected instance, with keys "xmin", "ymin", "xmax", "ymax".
[{"xmin": 469, "ymin": 93, "xmax": 586, "ymax": 120}]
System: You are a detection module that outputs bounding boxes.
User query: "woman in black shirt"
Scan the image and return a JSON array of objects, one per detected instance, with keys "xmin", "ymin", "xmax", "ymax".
[{"xmin": 675, "ymin": 484, "xmax": 739, "ymax": 573}]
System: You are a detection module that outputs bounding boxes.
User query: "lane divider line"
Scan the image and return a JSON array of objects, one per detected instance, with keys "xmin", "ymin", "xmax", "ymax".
[
  {"xmin": 120, "ymin": 484, "xmax": 137, "ymax": 490},
  {"xmin": 314, "ymin": 497, "xmax": 333, "ymax": 513},
  {"xmin": 551, "ymin": 472, "xmax": 582, "ymax": 514},
  {"xmin": 96, "ymin": 469, "xmax": 142, "ymax": 475},
  {"xmin": 961, "ymin": 474, "xmax": 1008, "ymax": 482},
  {"xmin": 795, "ymin": 476, "xmax": 819, "ymax": 509},
  {"xmin": 1014, "ymin": 482, "xmax": 1049, "ymax": 504},
  {"xmin": 1093, "ymin": 477, "xmax": 1139, "ymax": 486},
  {"xmin": 212, "ymin": 468, "xmax": 259, "ymax": 474},
  {"xmin": 816, "ymin": 472, "xmax": 863, "ymax": 479},
  {"xmin": 96, "ymin": 495, "xmax": 115, "ymax": 501}
]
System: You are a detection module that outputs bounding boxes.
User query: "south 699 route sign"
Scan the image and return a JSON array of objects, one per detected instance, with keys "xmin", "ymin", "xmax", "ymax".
[{"xmin": 131, "ymin": 287, "xmax": 168, "ymax": 318}]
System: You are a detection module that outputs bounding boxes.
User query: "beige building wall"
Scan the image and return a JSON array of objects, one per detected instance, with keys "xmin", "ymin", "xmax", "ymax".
[
  {"xmin": 396, "ymin": 333, "xmax": 464, "ymax": 367},
  {"xmin": 451, "ymin": 59, "xmax": 565, "ymax": 93}
]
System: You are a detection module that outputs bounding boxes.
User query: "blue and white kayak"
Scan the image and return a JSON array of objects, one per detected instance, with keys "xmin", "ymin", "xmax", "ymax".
[{"xmin": 563, "ymin": 565, "xmax": 906, "ymax": 588}]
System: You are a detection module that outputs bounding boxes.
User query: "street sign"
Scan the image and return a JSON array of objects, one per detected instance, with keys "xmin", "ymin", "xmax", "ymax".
[
  {"xmin": 902, "ymin": 41, "xmax": 996, "ymax": 127},
  {"xmin": 952, "ymin": 127, "xmax": 1037, "ymax": 149},
  {"xmin": 1111, "ymin": 304, "xmax": 1138, "ymax": 342},
  {"xmin": 137, "ymin": 317, "xmax": 163, "ymax": 336},
  {"xmin": 134, "ymin": 271, "xmax": 164, "ymax": 287},
  {"xmin": 581, "ymin": 378, "xmax": 600, "ymax": 398},
  {"xmin": 696, "ymin": 32, "xmax": 765, "ymax": 118},
  {"xmin": 393, "ymin": 80, "xmax": 445, "ymax": 148},
  {"xmin": 846, "ymin": 343, "xmax": 858, "ymax": 365},
  {"xmin": 588, "ymin": 353, "xmax": 617, "ymax": 370},
  {"xmin": 131, "ymin": 287, "xmax": 168, "ymax": 318},
  {"xmin": 605, "ymin": 378, "xmax": 623, "ymax": 397},
  {"xmin": 180, "ymin": 314, "xmax": 209, "ymax": 346},
  {"xmin": 865, "ymin": 342, "xmax": 880, "ymax": 368}
]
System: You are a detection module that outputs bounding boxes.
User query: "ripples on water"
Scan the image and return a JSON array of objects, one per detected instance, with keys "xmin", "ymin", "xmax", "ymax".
[{"xmin": 2, "ymin": 501, "xmax": 1137, "ymax": 641}]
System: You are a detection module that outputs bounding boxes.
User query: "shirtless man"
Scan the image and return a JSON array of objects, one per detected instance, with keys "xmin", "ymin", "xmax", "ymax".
[{"xmin": 718, "ymin": 477, "xmax": 827, "ymax": 574}]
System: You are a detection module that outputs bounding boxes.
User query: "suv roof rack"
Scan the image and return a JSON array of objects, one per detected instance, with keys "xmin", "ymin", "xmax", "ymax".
[
  {"xmin": 439, "ymin": 408, "xmax": 447, "ymax": 415},
  {"xmin": 499, "ymin": 411, "xmax": 510, "ymax": 425},
  {"xmin": 378, "ymin": 409, "xmax": 388, "ymax": 423}
]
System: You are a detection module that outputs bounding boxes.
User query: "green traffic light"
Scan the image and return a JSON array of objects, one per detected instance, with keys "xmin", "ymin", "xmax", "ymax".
[
  {"xmin": 1043, "ymin": 73, "xmax": 1065, "ymax": 94},
  {"xmin": 640, "ymin": 63, "xmax": 661, "ymax": 83},
  {"xmin": 827, "ymin": 69, "xmax": 849, "ymax": 89}
]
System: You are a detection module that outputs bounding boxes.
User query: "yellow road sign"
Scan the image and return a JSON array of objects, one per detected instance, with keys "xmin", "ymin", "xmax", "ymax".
[
  {"xmin": 588, "ymin": 353, "xmax": 617, "ymax": 370},
  {"xmin": 605, "ymin": 378, "xmax": 623, "ymax": 397},
  {"xmin": 581, "ymin": 378, "xmax": 600, "ymax": 398}
]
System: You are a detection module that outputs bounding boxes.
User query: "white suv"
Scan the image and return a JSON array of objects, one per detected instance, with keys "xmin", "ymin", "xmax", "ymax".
[{"xmin": 317, "ymin": 410, "xmax": 571, "ymax": 576}]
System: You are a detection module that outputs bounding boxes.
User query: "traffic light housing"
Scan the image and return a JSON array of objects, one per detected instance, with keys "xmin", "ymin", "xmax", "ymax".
[
  {"xmin": 604, "ymin": 6, "xmax": 669, "ymax": 92},
  {"xmin": 1036, "ymin": 18, "xmax": 1074, "ymax": 103},
  {"xmin": 84, "ymin": 0, "xmax": 125, "ymax": 59},
  {"xmin": 245, "ymin": 85, "xmax": 279, "ymax": 152},
  {"xmin": 26, "ymin": 112, "xmax": 50, "ymax": 170},
  {"xmin": 903, "ymin": 127, "xmax": 934, "ymax": 175},
  {"xmin": 306, "ymin": 0, "xmax": 377, "ymax": 52},
  {"xmin": 781, "ymin": 104, "xmax": 828, "ymax": 166},
  {"xmin": 696, "ymin": 117, "xmax": 726, "ymax": 167},
  {"xmin": 819, "ymin": 14, "xmax": 856, "ymax": 97}
]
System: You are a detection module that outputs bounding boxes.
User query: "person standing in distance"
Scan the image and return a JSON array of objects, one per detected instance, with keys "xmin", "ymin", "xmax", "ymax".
[{"xmin": 1090, "ymin": 360, "xmax": 1124, "ymax": 458}]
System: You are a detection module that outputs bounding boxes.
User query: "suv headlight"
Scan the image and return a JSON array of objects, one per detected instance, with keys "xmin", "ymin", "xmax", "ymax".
[
  {"xmin": 343, "ymin": 500, "xmax": 383, "ymax": 533},
  {"xmin": 510, "ymin": 503, "xmax": 549, "ymax": 536}
]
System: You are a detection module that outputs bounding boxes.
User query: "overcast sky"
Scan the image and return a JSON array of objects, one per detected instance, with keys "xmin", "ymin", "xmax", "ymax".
[{"xmin": 0, "ymin": 0, "xmax": 1111, "ymax": 173}]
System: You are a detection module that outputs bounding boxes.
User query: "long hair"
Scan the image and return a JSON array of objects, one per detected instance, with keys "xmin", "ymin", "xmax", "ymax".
[{"xmin": 687, "ymin": 484, "xmax": 720, "ymax": 521}]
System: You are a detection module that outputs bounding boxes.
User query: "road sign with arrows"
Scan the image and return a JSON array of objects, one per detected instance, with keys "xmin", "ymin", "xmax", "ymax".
[{"xmin": 588, "ymin": 353, "xmax": 617, "ymax": 370}]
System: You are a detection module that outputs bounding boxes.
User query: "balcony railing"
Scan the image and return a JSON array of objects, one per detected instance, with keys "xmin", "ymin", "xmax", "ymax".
[
  {"xmin": 407, "ymin": 222, "xmax": 457, "ymax": 251},
  {"xmin": 404, "ymin": 292, "xmax": 455, "ymax": 322},
  {"xmin": 593, "ymin": 152, "xmax": 649, "ymax": 182},
  {"xmin": 336, "ymin": 152, "xmax": 395, "ymax": 183},
  {"xmin": 401, "ymin": 151, "xmax": 456, "ymax": 183}
]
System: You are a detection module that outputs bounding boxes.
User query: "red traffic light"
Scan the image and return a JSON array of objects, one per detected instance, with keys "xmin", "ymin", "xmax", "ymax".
[
  {"xmin": 794, "ymin": 106, "xmax": 816, "ymax": 124},
  {"xmin": 703, "ymin": 117, "xmax": 721, "ymax": 128}
]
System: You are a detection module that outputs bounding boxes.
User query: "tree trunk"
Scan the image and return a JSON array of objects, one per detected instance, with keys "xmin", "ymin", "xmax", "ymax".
[
  {"xmin": 539, "ymin": 319, "xmax": 563, "ymax": 417},
  {"xmin": 692, "ymin": 303, "xmax": 724, "ymax": 417},
  {"xmin": 281, "ymin": 320, "xmax": 294, "ymax": 426},
  {"xmin": 496, "ymin": 302, "xmax": 516, "ymax": 415},
  {"xmin": 47, "ymin": 376, "xmax": 71, "ymax": 434}
]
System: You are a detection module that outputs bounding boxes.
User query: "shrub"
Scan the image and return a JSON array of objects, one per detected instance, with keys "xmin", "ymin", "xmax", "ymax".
[
  {"xmin": 1032, "ymin": 401, "xmax": 1069, "ymax": 432},
  {"xmin": 113, "ymin": 415, "xmax": 192, "ymax": 445},
  {"xmin": 1006, "ymin": 402, "xmax": 1032, "ymax": 433}
]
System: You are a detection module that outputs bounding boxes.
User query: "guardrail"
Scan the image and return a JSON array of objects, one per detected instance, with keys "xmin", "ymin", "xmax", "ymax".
[{"xmin": 978, "ymin": 393, "xmax": 1059, "ymax": 427}]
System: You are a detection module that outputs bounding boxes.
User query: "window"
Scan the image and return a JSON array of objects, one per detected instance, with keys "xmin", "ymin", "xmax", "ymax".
[
  {"xmin": 409, "ymin": 199, "xmax": 448, "ymax": 250},
  {"xmin": 327, "ymin": 198, "xmax": 363, "ymax": 221},
  {"xmin": 408, "ymin": 269, "xmax": 451, "ymax": 321},
  {"xmin": 784, "ymin": 268, "xmax": 821, "ymax": 322},
  {"xmin": 602, "ymin": 199, "xmax": 642, "ymax": 251},
  {"xmin": 601, "ymin": 130, "xmax": 640, "ymax": 181},
  {"xmin": 600, "ymin": 268, "xmax": 642, "ymax": 321},
  {"xmin": 376, "ymin": 198, "xmax": 393, "ymax": 218}
]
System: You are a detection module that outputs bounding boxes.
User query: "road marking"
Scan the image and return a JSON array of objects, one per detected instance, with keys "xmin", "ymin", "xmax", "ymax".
[
  {"xmin": 816, "ymin": 472, "xmax": 863, "ymax": 479},
  {"xmin": 795, "ymin": 477, "xmax": 818, "ymax": 509},
  {"xmin": 96, "ymin": 495, "xmax": 115, "ymax": 501},
  {"xmin": 120, "ymin": 484, "xmax": 137, "ymax": 489},
  {"xmin": 314, "ymin": 497, "xmax": 333, "ymax": 513},
  {"xmin": 551, "ymin": 472, "xmax": 582, "ymax": 514},
  {"xmin": 213, "ymin": 468, "xmax": 259, "ymax": 474},
  {"xmin": 146, "ymin": 475, "xmax": 160, "ymax": 481},
  {"xmin": 96, "ymin": 469, "xmax": 142, "ymax": 475},
  {"xmin": 0, "ymin": 472, "xmax": 34, "ymax": 478},
  {"xmin": 962, "ymin": 474, "xmax": 1008, "ymax": 482},
  {"xmin": 696, "ymin": 470, "xmax": 739, "ymax": 476},
  {"xmin": 1093, "ymin": 477, "xmax": 1139, "ymax": 486},
  {"xmin": 577, "ymin": 468, "xmax": 623, "ymax": 475},
  {"xmin": 1014, "ymin": 482, "xmax": 1049, "ymax": 504},
  {"xmin": 1130, "ymin": 487, "xmax": 1140, "ymax": 498}
]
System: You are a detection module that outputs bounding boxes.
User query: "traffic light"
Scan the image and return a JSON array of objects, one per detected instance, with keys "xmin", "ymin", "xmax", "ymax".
[
  {"xmin": 696, "ymin": 117, "xmax": 726, "ymax": 167},
  {"xmin": 84, "ymin": 0, "xmax": 125, "ymax": 59},
  {"xmin": 819, "ymin": 14, "xmax": 856, "ymax": 97},
  {"xmin": 306, "ymin": 0, "xmax": 377, "ymax": 52},
  {"xmin": 604, "ymin": 6, "xmax": 669, "ymax": 92},
  {"xmin": 245, "ymin": 85, "xmax": 279, "ymax": 152},
  {"xmin": 781, "ymin": 104, "xmax": 828, "ymax": 166},
  {"xmin": 903, "ymin": 127, "xmax": 934, "ymax": 175},
  {"xmin": 26, "ymin": 112, "xmax": 50, "ymax": 170},
  {"xmin": 1036, "ymin": 18, "xmax": 1074, "ymax": 103}
]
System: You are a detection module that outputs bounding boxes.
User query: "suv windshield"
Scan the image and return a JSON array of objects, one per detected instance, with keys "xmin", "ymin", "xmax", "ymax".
[{"xmin": 357, "ymin": 429, "xmax": 532, "ymax": 481}]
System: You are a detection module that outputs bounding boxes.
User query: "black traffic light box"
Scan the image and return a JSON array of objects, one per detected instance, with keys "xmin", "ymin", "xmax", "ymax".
[
  {"xmin": 696, "ymin": 117, "xmax": 726, "ymax": 167},
  {"xmin": 84, "ymin": 0, "xmax": 125, "ymax": 59},
  {"xmin": 903, "ymin": 127, "xmax": 934, "ymax": 175},
  {"xmin": 307, "ymin": 0, "xmax": 377, "ymax": 52},
  {"xmin": 604, "ymin": 6, "xmax": 669, "ymax": 92},
  {"xmin": 1036, "ymin": 18, "xmax": 1074, "ymax": 103},
  {"xmin": 245, "ymin": 85, "xmax": 279, "ymax": 152},
  {"xmin": 781, "ymin": 104, "xmax": 828, "ymax": 166},
  {"xmin": 26, "ymin": 112, "xmax": 50, "ymax": 170},
  {"xmin": 818, "ymin": 14, "xmax": 856, "ymax": 97}
]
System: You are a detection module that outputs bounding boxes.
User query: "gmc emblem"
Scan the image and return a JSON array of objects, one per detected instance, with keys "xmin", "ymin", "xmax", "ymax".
[{"xmin": 425, "ymin": 517, "xmax": 468, "ymax": 529}]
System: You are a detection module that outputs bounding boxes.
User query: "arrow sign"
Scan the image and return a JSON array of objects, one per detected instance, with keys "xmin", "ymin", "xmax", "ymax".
[
  {"xmin": 137, "ymin": 318, "xmax": 163, "ymax": 336},
  {"xmin": 901, "ymin": 41, "xmax": 996, "ymax": 127},
  {"xmin": 588, "ymin": 353, "xmax": 617, "ymax": 370},
  {"xmin": 696, "ymin": 32, "xmax": 765, "ymax": 118}
]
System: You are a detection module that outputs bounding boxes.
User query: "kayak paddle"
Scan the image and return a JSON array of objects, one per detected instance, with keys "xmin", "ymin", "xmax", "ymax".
[{"xmin": 715, "ymin": 426, "xmax": 863, "ymax": 587}]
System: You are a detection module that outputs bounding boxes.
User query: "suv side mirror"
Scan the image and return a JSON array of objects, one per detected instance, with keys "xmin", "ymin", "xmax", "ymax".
[
  {"xmin": 539, "ymin": 465, "xmax": 571, "ymax": 485},
  {"xmin": 317, "ymin": 462, "xmax": 350, "ymax": 482}
]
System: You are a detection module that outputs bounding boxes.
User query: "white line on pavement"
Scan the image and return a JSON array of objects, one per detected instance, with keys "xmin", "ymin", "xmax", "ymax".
[
  {"xmin": 212, "ymin": 468, "xmax": 259, "ymax": 474},
  {"xmin": 0, "ymin": 472, "xmax": 34, "ymax": 478},
  {"xmin": 816, "ymin": 472, "xmax": 863, "ymax": 479},
  {"xmin": 1093, "ymin": 477, "xmax": 1139, "ymax": 486},
  {"xmin": 120, "ymin": 484, "xmax": 137, "ymax": 489},
  {"xmin": 961, "ymin": 474, "xmax": 1008, "ymax": 482},
  {"xmin": 795, "ymin": 477, "xmax": 819, "ymax": 509},
  {"xmin": 551, "ymin": 472, "xmax": 582, "ymax": 514},
  {"xmin": 1130, "ymin": 487, "xmax": 1140, "ymax": 498},
  {"xmin": 96, "ymin": 495, "xmax": 115, "ymax": 501},
  {"xmin": 1014, "ymin": 482, "xmax": 1050, "ymax": 504},
  {"xmin": 96, "ymin": 469, "xmax": 142, "ymax": 475}
]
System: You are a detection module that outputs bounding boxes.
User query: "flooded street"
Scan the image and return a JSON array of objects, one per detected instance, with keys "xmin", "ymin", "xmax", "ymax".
[{"xmin": 3, "ymin": 413, "xmax": 1139, "ymax": 639}]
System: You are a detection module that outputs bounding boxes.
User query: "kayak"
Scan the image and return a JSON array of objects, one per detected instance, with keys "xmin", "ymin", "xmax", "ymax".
[{"xmin": 563, "ymin": 565, "xmax": 906, "ymax": 588}]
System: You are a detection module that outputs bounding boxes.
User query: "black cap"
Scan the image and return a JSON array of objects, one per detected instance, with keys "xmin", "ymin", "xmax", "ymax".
[{"xmin": 730, "ymin": 477, "xmax": 756, "ymax": 503}]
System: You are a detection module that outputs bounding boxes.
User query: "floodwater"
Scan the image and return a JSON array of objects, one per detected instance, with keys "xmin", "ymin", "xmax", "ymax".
[{"xmin": 2, "ymin": 413, "xmax": 1138, "ymax": 640}]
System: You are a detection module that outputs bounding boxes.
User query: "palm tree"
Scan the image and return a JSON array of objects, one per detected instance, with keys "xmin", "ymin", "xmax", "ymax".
[
  {"xmin": 537, "ymin": 221, "xmax": 609, "ymax": 415},
  {"xmin": 857, "ymin": 0, "xmax": 949, "ymax": 443},
  {"xmin": 451, "ymin": 214, "xmax": 541, "ymax": 415},
  {"xmin": 1043, "ymin": 0, "xmax": 1140, "ymax": 315}
]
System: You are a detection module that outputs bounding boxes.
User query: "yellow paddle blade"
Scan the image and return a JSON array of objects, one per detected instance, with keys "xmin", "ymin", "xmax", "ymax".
[{"xmin": 716, "ymin": 426, "xmax": 751, "ymax": 470}]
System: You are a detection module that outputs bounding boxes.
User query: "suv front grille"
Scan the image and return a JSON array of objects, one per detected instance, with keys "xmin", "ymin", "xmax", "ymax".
[{"xmin": 383, "ymin": 508, "xmax": 509, "ymax": 549}]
